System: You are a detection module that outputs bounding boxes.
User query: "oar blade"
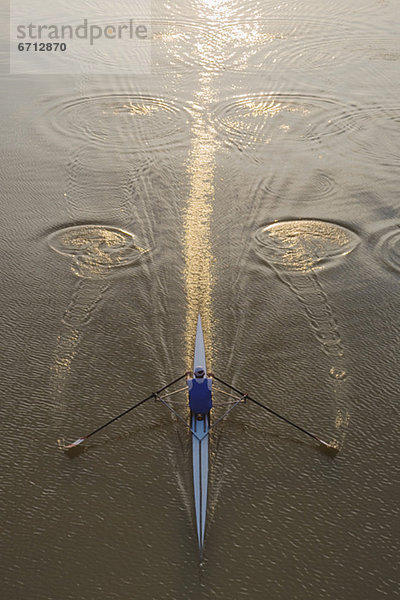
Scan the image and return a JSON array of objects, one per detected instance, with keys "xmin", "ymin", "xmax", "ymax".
[
  {"xmin": 317, "ymin": 438, "xmax": 340, "ymax": 456},
  {"xmin": 64, "ymin": 437, "xmax": 86, "ymax": 449}
]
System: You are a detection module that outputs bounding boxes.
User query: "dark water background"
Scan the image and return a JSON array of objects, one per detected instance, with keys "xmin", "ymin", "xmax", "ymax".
[{"xmin": 1, "ymin": 0, "xmax": 399, "ymax": 598}]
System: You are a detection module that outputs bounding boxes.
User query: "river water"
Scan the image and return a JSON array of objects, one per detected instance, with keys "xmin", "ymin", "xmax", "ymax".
[{"xmin": 1, "ymin": 0, "xmax": 399, "ymax": 598}]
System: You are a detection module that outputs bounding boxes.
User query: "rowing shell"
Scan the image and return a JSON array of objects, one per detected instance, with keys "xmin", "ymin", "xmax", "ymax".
[{"xmin": 191, "ymin": 314, "xmax": 209, "ymax": 559}]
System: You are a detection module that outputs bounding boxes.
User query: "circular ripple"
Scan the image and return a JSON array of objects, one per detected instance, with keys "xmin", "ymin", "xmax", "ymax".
[
  {"xmin": 210, "ymin": 94, "xmax": 358, "ymax": 150},
  {"xmin": 256, "ymin": 169, "xmax": 338, "ymax": 204},
  {"xmin": 43, "ymin": 94, "xmax": 190, "ymax": 152},
  {"xmin": 49, "ymin": 225, "xmax": 148, "ymax": 278},
  {"xmin": 375, "ymin": 226, "xmax": 400, "ymax": 273},
  {"xmin": 255, "ymin": 220, "xmax": 360, "ymax": 270},
  {"xmin": 345, "ymin": 106, "xmax": 400, "ymax": 168},
  {"xmin": 281, "ymin": 34, "xmax": 400, "ymax": 71},
  {"xmin": 305, "ymin": 171, "xmax": 337, "ymax": 199}
]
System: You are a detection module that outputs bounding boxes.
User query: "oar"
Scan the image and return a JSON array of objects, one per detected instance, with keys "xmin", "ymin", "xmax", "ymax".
[
  {"xmin": 63, "ymin": 373, "xmax": 187, "ymax": 449},
  {"xmin": 212, "ymin": 375, "xmax": 338, "ymax": 453}
]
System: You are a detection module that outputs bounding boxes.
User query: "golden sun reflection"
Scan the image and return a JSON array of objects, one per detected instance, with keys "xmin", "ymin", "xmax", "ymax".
[
  {"xmin": 183, "ymin": 79, "xmax": 218, "ymax": 369},
  {"xmin": 183, "ymin": 0, "xmax": 275, "ymax": 367},
  {"xmin": 195, "ymin": 0, "xmax": 234, "ymax": 21}
]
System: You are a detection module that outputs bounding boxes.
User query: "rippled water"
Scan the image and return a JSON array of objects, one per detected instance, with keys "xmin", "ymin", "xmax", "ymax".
[{"xmin": 1, "ymin": 0, "xmax": 399, "ymax": 599}]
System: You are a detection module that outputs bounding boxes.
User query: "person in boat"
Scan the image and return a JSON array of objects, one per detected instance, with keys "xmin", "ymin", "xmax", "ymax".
[{"xmin": 187, "ymin": 366, "xmax": 213, "ymax": 419}]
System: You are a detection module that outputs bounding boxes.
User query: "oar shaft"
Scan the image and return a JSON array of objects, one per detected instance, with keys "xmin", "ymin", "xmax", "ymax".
[
  {"xmin": 212, "ymin": 375, "xmax": 322, "ymax": 444},
  {"xmin": 83, "ymin": 373, "xmax": 186, "ymax": 441},
  {"xmin": 85, "ymin": 396, "xmax": 152, "ymax": 440}
]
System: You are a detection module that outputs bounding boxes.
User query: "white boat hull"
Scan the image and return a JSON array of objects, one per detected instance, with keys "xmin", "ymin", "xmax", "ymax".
[
  {"xmin": 191, "ymin": 314, "xmax": 209, "ymax": 558},
  {"xmin": 191, "ymin": 412, "xmax": 209, "ymax": 555}
]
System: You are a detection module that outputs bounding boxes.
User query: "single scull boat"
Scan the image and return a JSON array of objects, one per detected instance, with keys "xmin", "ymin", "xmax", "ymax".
[
  {"xmin": 191, "ymin": 315, "xmax": 209, "ymax": 559},
  {"xmin": 62, "ymin": 315, "xmax": 337, "ymax": 560}
]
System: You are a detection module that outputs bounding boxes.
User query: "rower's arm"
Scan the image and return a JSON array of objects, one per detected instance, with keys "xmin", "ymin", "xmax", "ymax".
[{"xmin": 186, "ymin": 371, "xmax": 193, "ymax": 387}]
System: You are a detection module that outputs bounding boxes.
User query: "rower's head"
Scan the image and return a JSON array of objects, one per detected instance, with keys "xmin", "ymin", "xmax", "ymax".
[{"xmin": 194, "ymin": 366, "xmax": 205, "ymax": 378}]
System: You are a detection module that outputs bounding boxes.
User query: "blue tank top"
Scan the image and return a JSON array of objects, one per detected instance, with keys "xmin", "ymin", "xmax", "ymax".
[{"xmin": 189, "ymin": 379, "xmax": 212, "ymax": 414}]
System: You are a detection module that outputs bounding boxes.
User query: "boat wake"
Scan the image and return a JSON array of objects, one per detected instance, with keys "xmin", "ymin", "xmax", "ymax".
[{"xmin": 255, "ymin": 219, "xmax": 360, "ymax": 442}]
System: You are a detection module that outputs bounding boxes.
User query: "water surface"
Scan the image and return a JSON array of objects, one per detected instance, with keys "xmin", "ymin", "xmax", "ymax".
[{"xmin": 1, "ymin": 0, "xmax": 399, "ymax": 598}]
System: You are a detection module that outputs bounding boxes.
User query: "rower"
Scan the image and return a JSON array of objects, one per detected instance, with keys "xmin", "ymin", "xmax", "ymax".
[{"xmin": 187, "ymin": 366, "xmax": 213, "ymax": 419}]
